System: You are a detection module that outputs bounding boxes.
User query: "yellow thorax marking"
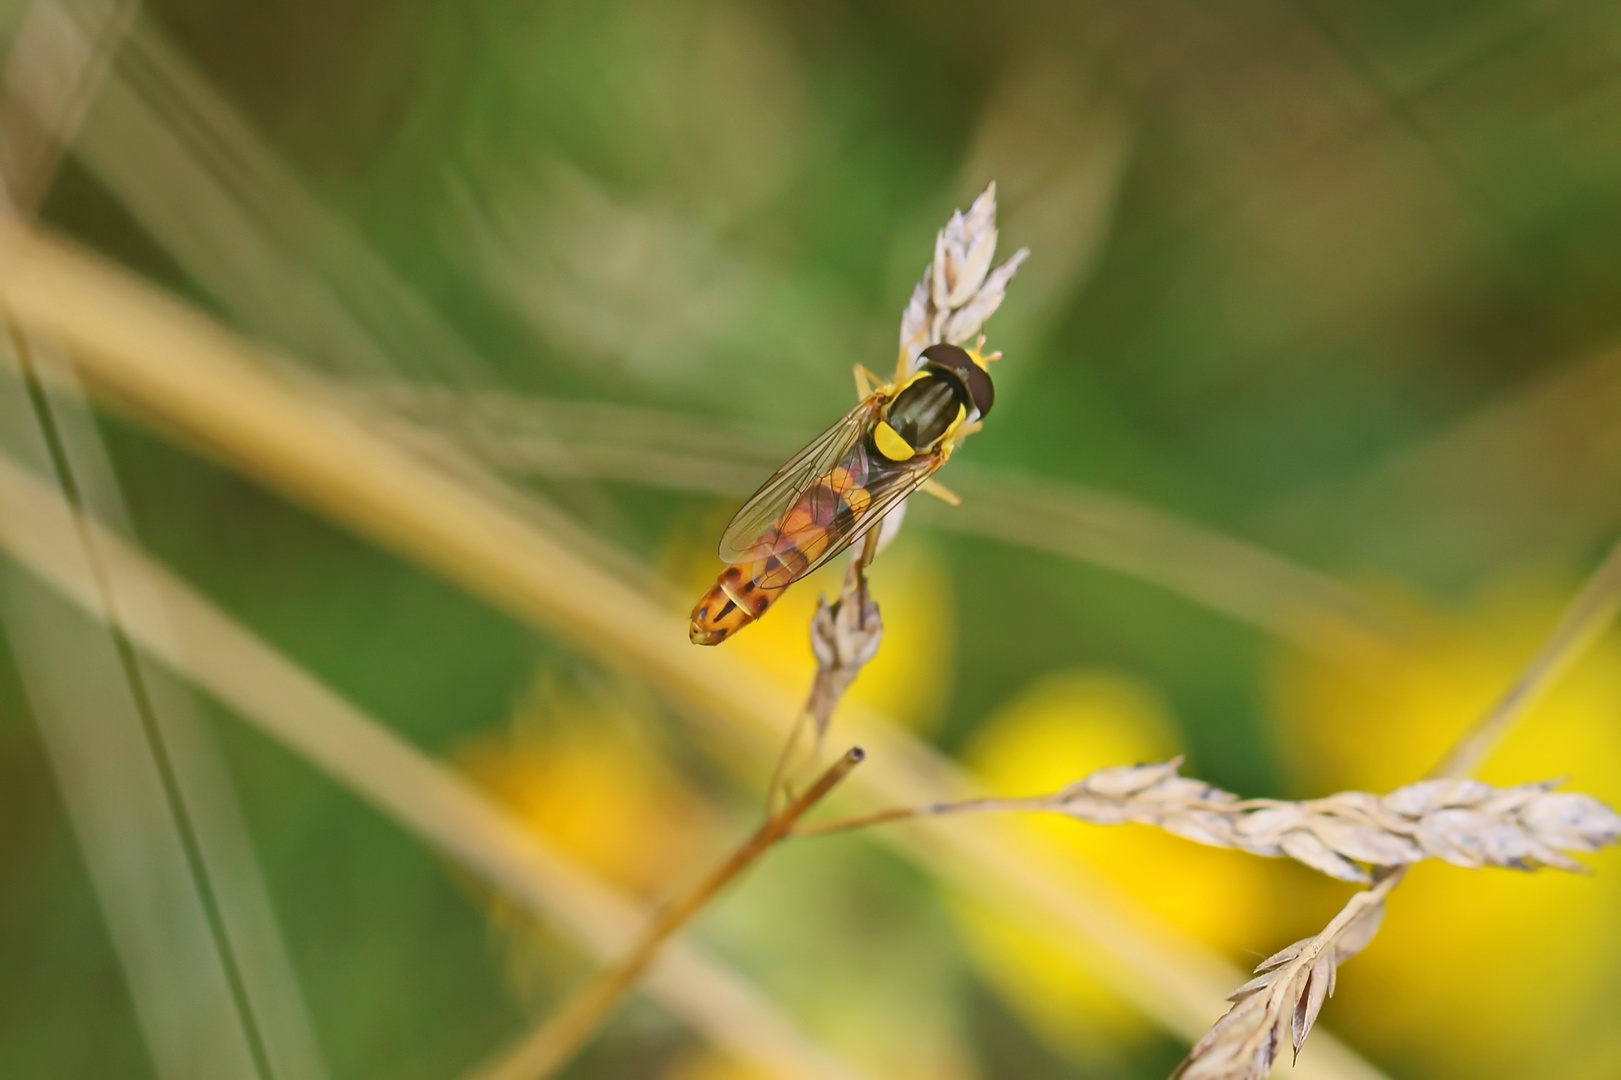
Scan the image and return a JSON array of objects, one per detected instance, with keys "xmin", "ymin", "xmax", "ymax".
[{"xmin": 873, "ymin": 421, "xmax": 915, "ymax": 461}]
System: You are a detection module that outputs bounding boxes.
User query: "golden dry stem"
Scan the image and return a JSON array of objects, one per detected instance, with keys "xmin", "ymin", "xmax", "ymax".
[{"xmin": 477, "ymin": 750, "xmax": 864, "ymax": 1080}]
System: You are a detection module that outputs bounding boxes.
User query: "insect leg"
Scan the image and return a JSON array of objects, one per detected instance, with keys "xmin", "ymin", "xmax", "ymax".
[
  {"xmin": 921, "ymin": 479, "xmax": 962, "ymax": 507},
  {"xmin": 853, "ymin": 364, "xmax": 885, "ymax": 399}
]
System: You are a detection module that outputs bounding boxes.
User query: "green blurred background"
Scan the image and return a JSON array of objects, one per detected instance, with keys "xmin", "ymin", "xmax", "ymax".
[{"xmin": 3, "ymin": 1, "xmax": 1621, "ymax": 1078}]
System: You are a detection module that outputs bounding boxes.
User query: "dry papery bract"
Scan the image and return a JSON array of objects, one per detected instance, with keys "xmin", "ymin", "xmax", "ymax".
[
  {"xmin": 1173, "ymin": 878, "xmax": 1395, "ymax": 1080},
  {"xmin": 1046, "ymin": 759, "xmax": 1621, "ymax": 882},
  {"xmin": 900, "ymin": 182, "xmax": 1030, "ymax": 369},
  {"xmin": 805, "ymin": 567, "xmax": 883, "ymax": 734}
]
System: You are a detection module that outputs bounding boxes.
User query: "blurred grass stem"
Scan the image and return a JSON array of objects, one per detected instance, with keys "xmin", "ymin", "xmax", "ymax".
[
  {"xmin": 0, "ymin": 9, "xmax": 330, "ymax": 1072},
  {"xmin": 1430, "ymin": 533, "xmax": 1621, "ymax": 779},
  {"xmin": 0, "ymin": 447, "xmax": 877, "ymax": 1080},
  {"xmin": 798, "ymin": 799, "xmax": 1004, "ymax": 839},
  {"xmin": 365, "ymin": 388, "xmax": 1397, "ymax": 656},
  {"xmin": 0, "ymin": 338, "xmax": 276, "ymax": 1080},
  {"xmin": 0, "ymin": 0, "xmax": 137, "ymax": 216},
  {"xmin": 481, "ymin": 748, "xmax": 864, "ymax": 1080},
  {"xmin": 0, "ymin": 221, "xmax": 1385, "ymax": 1080}
]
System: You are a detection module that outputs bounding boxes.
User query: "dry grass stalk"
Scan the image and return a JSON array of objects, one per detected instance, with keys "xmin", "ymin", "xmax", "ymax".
[
  {"xmin": 0, "ymin": 222, "xmax": 1387, "ymax": 1080},
  {"xmin": 1431, "ymin": 534, "xmax": 1621, "ymax": 779},
  {"xmin": 800, "ymin": 758, "xmax": 1621, "ymax": 882},
  {"xmin": 1174, "ymin": 533, "xmax": 1621, "ymax": 1080},
  {"xmin": 479, "ymin": 749, "xmax": 864, "ymax": 1080},
  {"xmin": 0, "ymin": 0, "xmax": 137, "ymax": 216}
]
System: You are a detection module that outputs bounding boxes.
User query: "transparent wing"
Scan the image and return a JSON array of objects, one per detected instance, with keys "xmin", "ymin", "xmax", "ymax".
[
  {"xmin": 718, "ymin": 394, "xmax": 884, "ymax": 562},
  {"xmin": 753, "ymin": 451, "xmax": 941, "ymax": 588}
]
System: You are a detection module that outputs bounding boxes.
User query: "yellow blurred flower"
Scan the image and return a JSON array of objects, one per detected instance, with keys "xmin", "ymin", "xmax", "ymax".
[
  {"xmin": 456, "ymin": 679, "xmax": 727, "ymax": 1005},
  {"xmin": 458, "ymin": 680, "xmax": 720, "ymax": 898},
  {"xmin": 952, "ymin": 670, "xmax": 1281, "ymax": 1059},
  {"xmin": 1269, "ymin": 575, "xmax": 1621, "ymax": 1078}
]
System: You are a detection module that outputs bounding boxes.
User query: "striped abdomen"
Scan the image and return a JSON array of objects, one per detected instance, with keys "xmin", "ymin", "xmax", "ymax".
[
  {"xmin": 688, "ymin": 563, "xmax": 790, "ymax": 645},
  {"xmin": 688, "ymin": 480, "xmax": 857, "ymax": 644}
]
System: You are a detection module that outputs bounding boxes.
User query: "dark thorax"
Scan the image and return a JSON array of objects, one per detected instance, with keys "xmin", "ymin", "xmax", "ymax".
[{"xmin": 883, "ymin": 372, "xmax": 967, "ymax": 452}]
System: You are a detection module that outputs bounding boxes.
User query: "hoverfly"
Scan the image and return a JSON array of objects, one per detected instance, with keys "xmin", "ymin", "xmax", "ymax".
[{"xmin": 689, "ymin": 340, "xmax": 995, "ymax": 645}]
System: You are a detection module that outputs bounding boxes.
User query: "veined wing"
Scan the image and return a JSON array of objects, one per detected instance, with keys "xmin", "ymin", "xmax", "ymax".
[
  {"xmin": 748, "ymin": 449, "xmax": 942, "ymax": 589},
  {"xmin": 718, "ymin": 394, "xmax": 884, "ymax": 563}
]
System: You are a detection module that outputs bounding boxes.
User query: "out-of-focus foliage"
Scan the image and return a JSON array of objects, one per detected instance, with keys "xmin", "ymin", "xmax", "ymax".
[{"xmin": 3, "ymin": 1, "xmax": 1621, "ymax": 1079}]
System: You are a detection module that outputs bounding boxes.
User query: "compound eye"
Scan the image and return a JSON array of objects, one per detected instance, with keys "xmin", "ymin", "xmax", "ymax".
[{"xmin": 920, "ymin": 343, "xmax": 972, "ymax": 371}]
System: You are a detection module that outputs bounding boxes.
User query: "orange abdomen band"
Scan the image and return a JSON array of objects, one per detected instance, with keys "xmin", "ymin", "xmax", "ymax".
[{"xmin": 688, "ymin": 563, "xmax": 790, "ymax": 645}]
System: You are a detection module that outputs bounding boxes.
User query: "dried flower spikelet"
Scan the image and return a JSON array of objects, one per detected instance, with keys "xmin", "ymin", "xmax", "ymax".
[
  {"xmin": 900, "ymin": 182, "xmax": 1030, "ymax": 372},
  {"xmin": 1279, "ymin": 829, "xmax": 1368, "ymax": 883},
  {"xmin": 804, "ymin": 581, "xmax": 885, "ymax": 734},
  {"xmin": 1378, "ymin": 778, "xmax": 1494, "ymax": 816},
  {"xmin": 1174, "ymin": 898, "xmax": 1387, "ymax": 1080},
  {"xmin": 1043, "ymin": 760, "xmax": 1621, "ymax": 881},
  {"xmin": 1518, "ymin": 791, "xmax": 1621, "ymax": 851},
  {"xmin": 808, "ymin": 590, "xmax": 883, "ymax": 674},
  {"xmin": 1069, "ymin": 758, "xmax": 1182, "ymax": 799},
  {"xmin": 1158, "ymin": 810, "xmax": 1238, "ymax": 849},
  {"xmin": 1225, "ymin": 813, "xmax": 1291, "ymax": 859}
]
